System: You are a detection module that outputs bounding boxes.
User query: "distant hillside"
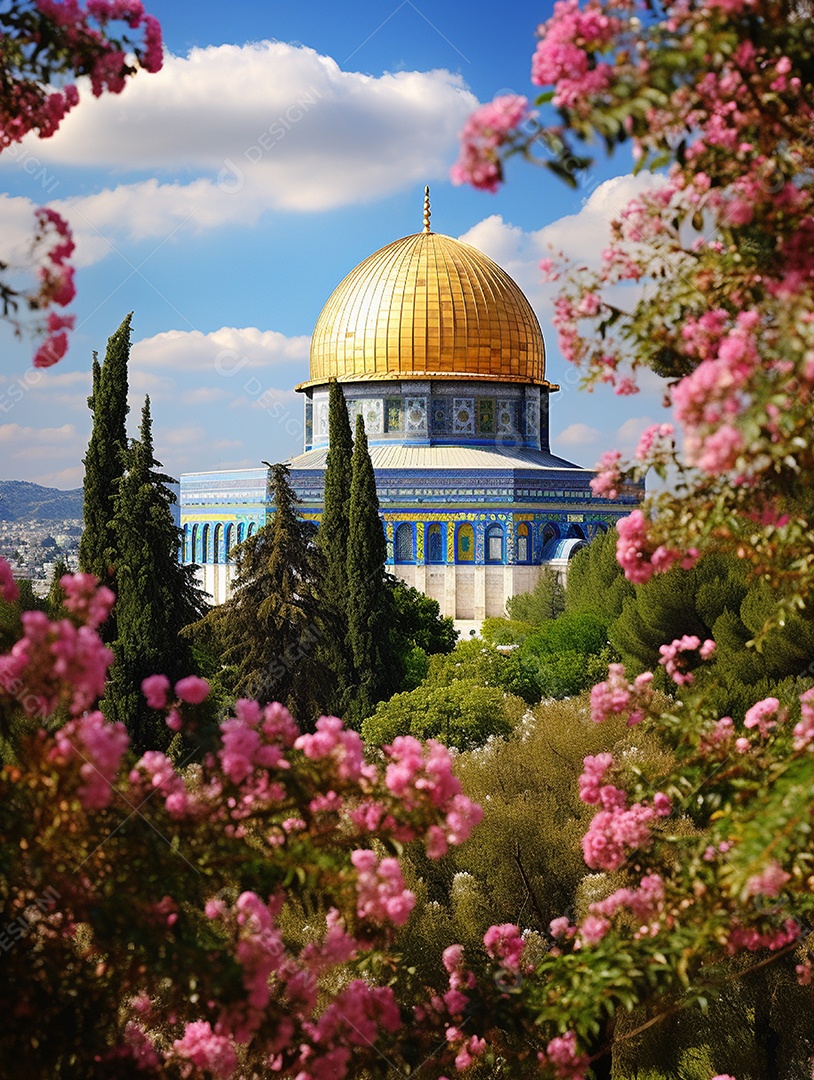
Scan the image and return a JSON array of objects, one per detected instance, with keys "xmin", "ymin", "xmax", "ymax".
[{"xmin": 0, "ymin": 481, "xmax": 83, "ymax": 522}]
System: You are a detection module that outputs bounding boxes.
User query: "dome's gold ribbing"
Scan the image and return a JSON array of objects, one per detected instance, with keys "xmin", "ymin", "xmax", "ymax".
[{"xmin": 302, "ymin": 228, "xmax": 549, "ymax": 388}]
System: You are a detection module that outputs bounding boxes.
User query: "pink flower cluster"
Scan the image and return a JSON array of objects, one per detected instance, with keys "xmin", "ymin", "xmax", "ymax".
[
  {"xmin": 51, "ymin": 710, "xmax": 129, "ymax": 810},
  {"xmin": 439, "ymin": 942, "xmax": 476, "ymax": 1016},
  {"xmin": 727, "ymin": 917, "xmax": 799, "ymax": 955},
  {"xmin": 537, "ymin": 1029, "xmax": 589, "ymax": 1080},
  {"xmin": 578, "ymin": 752, "xmax": 614, "ymax": 804},
  {"xmin": 0, "ymin": 556, "xmax": 19, "ymax": 604},
  {"xmin": 301, "ymin": 980, "xmax": 401, "ymax": 1076},
  {"xmin": 744, "ymin": 860, "xmax": 790, "ymax": 899},
  {"xmin": 585, "ymin": 874, "xmax": 665, "ymax": 943},
  {"xmin": 173, "ymin": 1020, "xmax": 237, "ymax": 1080},
  {"xmin": 59, "ymin": 571, "xmax": 115, "ymax": 629},
  {"xmin": 130, "ymin": 750, "xmax": 193, "ymax": 819},
  {"xmin": 658, "ymin": 635, "xmax": 715, "ymax": 685},
  {"xmin": 450, "ymin": 95, "xmax": 531, "ymax": 192},
  {"xmin": 0, "ymin": 608, "xmax": 113, "ymax": 717},
  {"xmin": 616, "ymin": 510, "xmax": 699, "ymax": 585},
  {"xmin": 672, "ymin": 310, "xmax": 762, "ymax": 473},
  {"xmin": 589, "ymin": 663, "xmax": 653, "ymax": 725},
  {"xmin": 635, "ymin": 422, "xmax": 674, "ymax": 464},
  {"xmin": 590, "ymin": 449, "xmax": 622, "ymax": 499},
  {"xmin": 794, "ymin": 688, "xmax": 814, "ymax": 750},
  {"xmin": 743, "ymin": 696, "xmax": 780, "ymax": 737},
  {"xmin": 483, "ymin": 922, "xmax": 525, "ymax": 972},
  {"xmin": 33, "ymin": 209, "xmax": 76, "ymax": 368},
  {"xmin": 295, "ymin": 714, "xmax": 374, "ymax": 784},
  {"xmin": 220, "ymin": 699, "xmax": 298, "ymax": 786},
  {"xmin": 531, "ymin": 0, "xmax": 620, "ymax": 116},
  {"xmin": 582, "ymin": 800, "xmax": 656, "ymax": 871},
  {"xmin": 384, "ymin": 736, "xmax": 484, "ymax": 854},
  {"xmin": 351, "ymin": 849, "xmax": 416, "ymax": 926}
]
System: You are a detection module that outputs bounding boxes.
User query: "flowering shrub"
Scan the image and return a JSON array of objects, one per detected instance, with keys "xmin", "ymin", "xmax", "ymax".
[
  {"xmin": 448, "ymin": 0, "xmax": 814, "ymax": 1073},
  {"xmin": 0, "ymin": 1, "xmax": 162, "ymax": 364},
  {"xmin": 0, "ymin": 563, "xmax": 500, "ymax": 1077}
]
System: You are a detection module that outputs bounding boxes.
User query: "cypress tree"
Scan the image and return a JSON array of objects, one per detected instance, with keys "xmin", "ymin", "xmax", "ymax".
[
  {"xmin": 79, "ymin": 313, "xmax": 132, "ymax": 636},
  {"xmin": 345, "ymin": 414, "xmax": 396, "ymax": 724},
  {"xmin": 196, "ymin": 464, "xmax": 329, "ymax": 727},
  {"xmin": 46, "ymin": 556, "xmax": 69, "ymax": 618},
  {"xmin": 316, "ymin": 380, "xmax": 355, "ymax": 711},
  {"xmin": 105, "ymin": 397, "xmax": 206, "ymax": 751}
]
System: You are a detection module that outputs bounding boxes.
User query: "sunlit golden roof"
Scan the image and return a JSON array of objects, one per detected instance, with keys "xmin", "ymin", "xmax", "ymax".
[{"xmin": 301, "ymin": 206, "xmax": 549, "ymax": 389}]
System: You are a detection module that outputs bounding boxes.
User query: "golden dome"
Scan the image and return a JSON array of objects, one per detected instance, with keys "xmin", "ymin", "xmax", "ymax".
[{"xmin": 301, "ymin": 226, "xmax": 549, "ymax": 389}]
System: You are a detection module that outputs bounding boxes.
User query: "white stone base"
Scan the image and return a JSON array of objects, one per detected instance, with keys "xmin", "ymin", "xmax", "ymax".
[
  {"xmin": 391, "ymin": 563, "xmax": 555, "ymax": 621},
  {"xmin": 196, "ymin": 561, "xmax": 557, "ymax": 622}
]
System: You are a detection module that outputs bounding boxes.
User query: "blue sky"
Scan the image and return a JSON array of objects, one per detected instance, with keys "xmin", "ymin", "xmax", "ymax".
[{"xmin": 0, "ymin": 0, "xmax": 669, "ymax": 488}]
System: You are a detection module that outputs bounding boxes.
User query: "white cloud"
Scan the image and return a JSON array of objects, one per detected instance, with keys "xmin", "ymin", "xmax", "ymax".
[
  {"xmin": 131, "ymin": 326, "xmax": 310, "ymax": 377},
  {"xmin": 553, "ymin": 422, "xmax": 602, "ymax": 449},
  {"xmin": 0, "ymin": 423, "xmax": 88, "ymax": 486},
  {"xmin": 4, "ymin": 41, "xmax": 477, "ymax": 248},
  {"xmin": 179, "ymin": 387, "xmax": 232, "ymax": 406},
  {"xmin": 537, "ymin": 173, "xmax": 666, "ymax": 267},
  {"xmin": 459, "ymin": 173, "xmax": 668, "ymax": 314}
]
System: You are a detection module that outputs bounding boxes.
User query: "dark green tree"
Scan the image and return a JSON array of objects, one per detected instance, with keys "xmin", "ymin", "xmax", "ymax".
[
  {"xmin": 79, "ymin": 314, "xmax": 132, "ymax": 634},
  {"xmin": 104, "ymin": 397, "xmax": 206, "ymax": 751},
  {"xmin": 564, "ymin": 525, "xmax": 634, "ymax": 627},
  {"xmin": 388, "ymin": 580, "xmax": 457, "ymax": 689},
  {"xmin": 344, "ymin": 414, "xmax": 396, "ymax": 724},
  {"xmin": 45, "ymin": 557, "xmax": 69, "ymax": 618},
  {"xmin": 315, "ymin": 380, "xmax": 354, "ymax": 712},
  {"xmin": 194, "ymin": 464, "xmax": 329, "ymax": 727}
]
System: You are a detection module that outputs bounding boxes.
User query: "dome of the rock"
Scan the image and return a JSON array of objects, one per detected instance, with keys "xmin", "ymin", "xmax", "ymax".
[
  {"xmin": 180, "ymin": 188, "xmax": 642, "ymax": 626},
  {"xmin": 302, "ymin": 229, "xmax": 549, "ymax": 389}
]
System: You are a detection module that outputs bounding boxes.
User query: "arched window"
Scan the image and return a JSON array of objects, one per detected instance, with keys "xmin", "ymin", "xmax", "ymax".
[
  {"xmin": 247, "ymin": 522, "xmax": 256, "ymax": 538},
  {"xmin": 456, "ymin": 523, "xmax": 474, "ymax": 563},
  {"xmin": 567, "ymin": 523, "xmax": 586, "ymax": 541},
  {"xmin": 485, "ymin": 523, "xmax": 504, "ymax": 564},
  {"xmin": 395, "ymin": 523, "xmax": 414, "ymax": 563},
  {"xmin": 213, "ymin": 523, "xmax": 222, "ymax": 564},
  {"xmin": 224, "ymin": 523, "xmax": 234, "ymax": 560},
  {"xmin": 186, "ymin": 524, "xmax": 194, "ymax": 563},
  {"xmin": 542, "ymin": 523, "xmax": 558, "ymax": 547},
  {"xmin": 201, "ymin": 524, "xmax": 210, "ymax": 564},
  {"xmin": 427, "ymin": 523, "xmax": 443, "ymax": 563},
  {"xmin": 516, "ymin": 522, "xmax": 530, "ymax": 563},
  {"xmin": 237, "ymin": 522, "xmax": 246, "ymax": 545}
]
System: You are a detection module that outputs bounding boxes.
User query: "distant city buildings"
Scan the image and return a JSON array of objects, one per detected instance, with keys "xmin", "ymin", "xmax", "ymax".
[{"xmin": 0, "ymin": 520, "xmax": 81, "ymax": 593}]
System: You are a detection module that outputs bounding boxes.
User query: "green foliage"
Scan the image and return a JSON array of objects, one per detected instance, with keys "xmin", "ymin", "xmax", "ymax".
[
  {"xmin": 609, "ymin": 553, "xmax": 814, "ymax": 716},
  {"xmin": 505, "ymin": 566, "xmax": 565, "ymax": 625},
  {"xmin": 344, "ymin": 416, "xmax": 398, "ymax": 724},
  {"xmin": 78, "ymin": 314, "xmax": 131, "ymax": 635},
  {"xmin": 397, "ymin": 695, "xmax": 631, "ymax": 969},
  {"xmin": 565, "ymin": 527, "xmax": 634, "ymax": 627},
  {"xmin": 513, "ymin": 611, "xmax": 613, "ymax": 700},
  {"xmin": 104, "ymin": 397, "xmax": 208, "ymax": 752},
  {"xmin": 481, "ymin": 616, "xmax": 534, "ymax": 645},
  {"xmin": 362, "ymin": 680, "xmax": 524, "ymax": 750},
  {"xmin": 388, "ymin": 579, "xmax": 456, "ymax": 690},
  {"xmin": 193, "ymin": 464, "xmax": 330, "ymax": 729},
  {"xmin": 425, "ymin": 638, "xmax": 543, "ymax": 704}
]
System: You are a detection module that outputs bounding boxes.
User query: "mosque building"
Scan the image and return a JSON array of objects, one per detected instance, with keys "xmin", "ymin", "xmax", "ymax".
[{"xmin": 179, "ymin": 191, "xmax": 640, "ymax": 628}]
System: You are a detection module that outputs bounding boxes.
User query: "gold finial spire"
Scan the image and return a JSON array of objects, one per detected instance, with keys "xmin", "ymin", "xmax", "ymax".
[{"xmin": 422, "ymin": 185, "xmax": 431, "ymax": 233}]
